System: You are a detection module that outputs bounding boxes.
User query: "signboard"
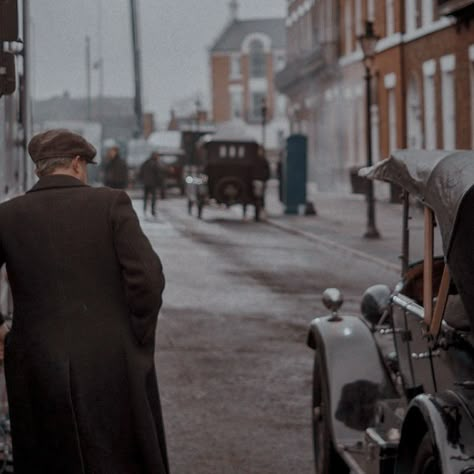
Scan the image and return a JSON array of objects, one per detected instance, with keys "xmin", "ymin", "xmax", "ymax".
[
  {"xmin": 0, "ymin": 0, "xmax": 18, "ymax": 41},
  {"xmin": 0, "ymin": 52, "xmax": 16, "ymax": 96}
]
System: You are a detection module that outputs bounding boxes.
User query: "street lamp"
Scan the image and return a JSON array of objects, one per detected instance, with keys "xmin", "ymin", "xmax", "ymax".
[
  {"xmin": 261, "ymin": 96, "xmax": 268, "ymax": 155},
  {"xmin": 195, "ymin": 97, "xmax": 202, "ymax": 132},
  {"xmin": 358, "ymin": 20, "xmax": 381, "ymax": 239}
]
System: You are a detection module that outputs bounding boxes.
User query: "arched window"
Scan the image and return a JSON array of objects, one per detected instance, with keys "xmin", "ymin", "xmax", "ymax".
[{"xmin": 249, "ymin": 40, "xmax": 266, "ymax": 78}]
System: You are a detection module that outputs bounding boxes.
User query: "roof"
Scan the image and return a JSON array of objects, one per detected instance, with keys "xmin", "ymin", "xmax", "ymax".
[
  {"xmin": 206, "ymin": 119, "xmax": 258, "ymax": 143},
  {"xmin": 360, "ymin": 149, "xmax": 474, "ymax": 255},
  {"xmin": 210, "ymin": 18, "xmax": 286, "ymax": 52},
  {"xmin": 147, "ymin": 131, "xmax": 184, "ymax": 155}
]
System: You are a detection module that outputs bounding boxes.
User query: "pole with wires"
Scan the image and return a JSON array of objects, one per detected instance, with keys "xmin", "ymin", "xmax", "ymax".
[{"xmin": 129, "ymin": 0, "xmax": 143, "ymax": 138}]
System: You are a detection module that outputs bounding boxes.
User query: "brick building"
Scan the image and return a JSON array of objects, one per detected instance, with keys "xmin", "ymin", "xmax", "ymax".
[
  {"xmin": 209, "ymin": 1, "xmax": 289, "ymax": 155},
  {"xmin": 276, "ymin": 0, "xmax": 474, "ymax": 196}
]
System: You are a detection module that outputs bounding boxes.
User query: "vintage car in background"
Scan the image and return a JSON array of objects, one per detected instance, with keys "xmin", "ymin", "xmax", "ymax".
[
  {"xmin": 307, "ymin": 150, "xmax": 474, "ymax": 474},
  {"xmin": 181, "ymin": 127, "xmax": 215, "ymax": 169},
  {"xmin": 186, "ymin": 124, "xmax": 269, "ymax": 221},
  {"xmin": 159, "ymin": 153, "xmax": 185, "ymax": 196}
]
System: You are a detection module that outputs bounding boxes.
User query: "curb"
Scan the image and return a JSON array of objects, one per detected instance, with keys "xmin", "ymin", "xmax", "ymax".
[{"xmin": 265, "ymin": 218, "xmax": 400, "ymax": 275}]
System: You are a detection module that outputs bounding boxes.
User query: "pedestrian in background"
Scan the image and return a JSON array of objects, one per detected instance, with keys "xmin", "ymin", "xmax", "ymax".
[
  {"xmin": 139, "ymin": 151, "xmax": 164, "ymax": 218},
  {"xmin": 103, "ymin": 144, "xmax": 129, "ymax": 189},
  {"xmin": 253, "ymin": 146, "xmax": 271, "ymax": 210},
  {"xmin": 0, "ymin": 129, "xmax": 169, "ymax": 474}
]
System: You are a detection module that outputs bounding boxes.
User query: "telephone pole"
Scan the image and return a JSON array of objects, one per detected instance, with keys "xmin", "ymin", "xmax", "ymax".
[
  {"xmin": 21, "ymin": 0, "xmax": 31, "ymax": 190},
  {"xmin": 85, "ymin": 35, "xmax": 91, "ymax": 120},
  {"xmin": 129, "ymin": 0, "xmax": 143, "ymax": 138}
]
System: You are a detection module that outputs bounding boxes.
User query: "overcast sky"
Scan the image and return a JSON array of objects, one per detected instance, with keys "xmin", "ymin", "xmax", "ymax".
[{"xmin": 30, "ymin": 0, "xmax": 286, "ymax": 124}]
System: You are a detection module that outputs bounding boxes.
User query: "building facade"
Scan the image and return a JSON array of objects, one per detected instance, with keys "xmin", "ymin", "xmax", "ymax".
[
  {"xmin": 277, "ymin": 0, "xmax": 474, "ymax": 196},
  {"xmin": 209, "ymin": 1, "xmax": 288, "ymax": 155}
]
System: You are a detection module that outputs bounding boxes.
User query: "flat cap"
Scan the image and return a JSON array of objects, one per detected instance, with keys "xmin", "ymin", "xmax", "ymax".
[{"xmin": 28, "ymin": 129, "xmax": 97, "ymax": 164}]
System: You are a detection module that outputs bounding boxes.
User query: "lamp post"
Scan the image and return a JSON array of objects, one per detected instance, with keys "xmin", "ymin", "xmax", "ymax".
[
  {"xmin": 261, "ymin": 96, "xmax": 268, "ymax": 156},
  {"xmin": 195, "ymin": 97, "xmax": 202, "ymax": 132},
  {"xmin": 358, "ymin": 20, "xmax": 380, "ymax": 239}
]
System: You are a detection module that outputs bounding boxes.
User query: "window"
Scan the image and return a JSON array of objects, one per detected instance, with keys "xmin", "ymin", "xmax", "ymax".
[
  {"xmin": 251, "ymin": 92, "xmax": 266, "ymax": 121},
  {"xmin": 422, "ymin": 0, "xmax": 433, "ymax": 26},
  {"xmin": 229, "ymin": 146, "xmax": 236, "ymax": 158},
  {"xmin": 355, "ymin": 0, "xmax": 362, "ymax": 36},
  {"xmin": 238, "ymin": 146, "xmax": 245, "ymax": 158},
  {"xmin": 406, "ymin": 0, "xmax": 417, "ymax": 32},
  {"xmin": 219, "ymin": 146, "xmax": 227, "ymax": 158},
  {"xmin": 276, "ymin": 94, "xmax": 287, "ymax": 117},
  {"xmin": 388, "ymin": 89, "xmax": 397, "ymax": 151},
  {"xmin": 230, "ymin": 54, "xmax": 241, "ymax": 79},
  {"xmin": 423, "ymin": 60, "xmax": 437, "ymax": 150},
  {"xmin": 347, "ymin": 97, "xmax": 356, "ymax": 166},
  {"xmin": 386, "ymin": 0, "xmax": 395, "ymax": 36},
  {"xmin": 357, "ymin": 97, "xmax": 365, "ymax": 165},
  {"xmin": 384, "ymin": 73, "xmax": 398, "ymax": 152},
  {"xmin": 344, "ymin": 0, "xmax": 352, "ymax": 54},
  {"xmin": 230, "ymin": 90, "xmax": 243, "ymax": 119},
  {"xmin": 249, "ymin": 40, "xmax": 266, "ymax": 78},
  {"xmin": 441, "ymin": 54, "xmax": 456, "ymax": 149},
  {"xmin": 367, "ymin": 0, "xmax": 375, "ymax": 21},
  {"xmin": 274, "ymin": 53, "xmax": 286, "ymax": 72}
]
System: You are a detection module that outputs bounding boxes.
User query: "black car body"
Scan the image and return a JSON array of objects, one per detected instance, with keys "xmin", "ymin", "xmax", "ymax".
[
  {"xmin": 307, "ymin": 150, "xmax": 474, "ymax": 474},
  {"xmin": 186, "ymin": 131, "xmax": 268, "ymax": 221}
]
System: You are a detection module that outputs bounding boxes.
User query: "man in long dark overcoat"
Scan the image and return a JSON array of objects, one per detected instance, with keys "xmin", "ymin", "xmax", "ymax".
[
  {"xmin": 0, "ymin": 129, "xmax": 169, "ymax": 473},
  {"xmin": 103, "ymin": 144, "xmax": 129, "ymax": 189},
  {"xmin": 138, "ymin": 152, "xmax": 165, "ymax": 217}
]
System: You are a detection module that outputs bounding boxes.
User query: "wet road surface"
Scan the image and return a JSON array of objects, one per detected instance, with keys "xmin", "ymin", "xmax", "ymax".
[{"xmin": 138, "ymin": 196, "xmax": 398, "ymax": 474}]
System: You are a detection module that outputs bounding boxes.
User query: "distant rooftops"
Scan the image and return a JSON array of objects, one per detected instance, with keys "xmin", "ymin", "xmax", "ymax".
[{"xmin": 210, "ymin": 18, "xmax": 286, "ymax": 53}]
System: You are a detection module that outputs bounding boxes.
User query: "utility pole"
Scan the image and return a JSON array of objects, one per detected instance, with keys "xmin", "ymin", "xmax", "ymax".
[
  {"xmin": 21, "ymin": 0, "xmax": 31, "ymax": 191},
  {"xmin": 85, "ymin": 35, "xmax": 91, "ymax": 120},
  {"xmin": 97, "ymin": 0, "xmax": 104, "ymax": 123},
  {"xmin": 129, "ymin": 0, "xmax": 143, "ymax": 138}
]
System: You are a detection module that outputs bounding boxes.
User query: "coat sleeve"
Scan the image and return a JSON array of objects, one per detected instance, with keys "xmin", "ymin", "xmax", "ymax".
[{"xmin": 110, "ymin": 191, "xmax": 165, "ymax": 345}]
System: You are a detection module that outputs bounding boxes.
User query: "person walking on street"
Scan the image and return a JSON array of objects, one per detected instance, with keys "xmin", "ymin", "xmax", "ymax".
[
  {"xmin": 0, "ymin": 129, "xmax": 169, "ymax": 474},
  {"xmin": 139, "ymin": 151, "xmax": 164, "ymax": 218},
  {"xmin": 253, "ymin": 146, "xmax": 271, "ymax": 212},
  {"xmin": 103, "ymin": 144, "xmax": 129, "ymax": 189}
]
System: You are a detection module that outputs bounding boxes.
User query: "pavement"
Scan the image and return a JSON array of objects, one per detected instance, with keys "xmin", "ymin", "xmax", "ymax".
[{"xmin": 264, "ymin": 180, "xmax": 432, "ymax": 275}]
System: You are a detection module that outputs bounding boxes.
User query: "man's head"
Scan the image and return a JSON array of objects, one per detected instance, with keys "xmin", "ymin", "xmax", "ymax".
[
  {"xmin": 106, "ymin": 146, "xmax": 120, "ymax": 160},
  {"xmin": 28, "ymin": 129, "xmax": 97, "ymax": 183}
]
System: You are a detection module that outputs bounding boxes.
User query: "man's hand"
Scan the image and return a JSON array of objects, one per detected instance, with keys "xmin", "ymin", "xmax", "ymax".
[{"xmin": 0, "ymin": 323, "xmax": 9, "ymax": 362}]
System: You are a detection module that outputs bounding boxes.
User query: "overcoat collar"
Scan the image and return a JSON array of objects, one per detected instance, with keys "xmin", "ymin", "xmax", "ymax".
[{"xmin": 27, "ymin": 175, "xmax": 89, "ymax": 193}]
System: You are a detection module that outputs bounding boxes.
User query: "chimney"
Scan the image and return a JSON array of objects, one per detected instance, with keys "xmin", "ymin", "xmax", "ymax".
[{"xmin": 229, "ymin": 0, "xmax": 239, "ymax": 21}]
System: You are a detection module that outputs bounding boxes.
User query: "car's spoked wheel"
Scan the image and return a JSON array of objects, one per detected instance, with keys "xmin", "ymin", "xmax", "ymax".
[
  {"xmin": 312, "ymin": 351, "xmax": 348, "ymax": 474},
  {"xmin": 412, "ymin": 434, "xmax": 441, "ymax": 474}
]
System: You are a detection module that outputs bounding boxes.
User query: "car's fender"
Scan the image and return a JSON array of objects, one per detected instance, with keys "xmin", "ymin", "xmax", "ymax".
[
  {"xmin": 307, "ymin": 315, "xmax": 397, "ymax": 452},
  {"xmin": 396, "ymin": 391, "xmax": 474, "ymax": 474}
]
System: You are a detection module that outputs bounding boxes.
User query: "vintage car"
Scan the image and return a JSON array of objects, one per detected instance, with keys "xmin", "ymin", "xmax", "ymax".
[
  {"xmin": 307, "ymin": 150, "xmax": 474, "ymax": 474},
  {"xmin": 159, "ymin": 153, "xmax": 185, "ymax": 196},
  {"xmin": 186, "ymin": 129, "xmax": 269, "ymax": 221}
]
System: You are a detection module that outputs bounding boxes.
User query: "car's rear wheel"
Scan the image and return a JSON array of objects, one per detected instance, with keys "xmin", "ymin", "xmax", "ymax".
[
  {"xmin": 312, "ymin": 351, "xmax": 349, "ymax": 474},
  {"xmin": 412, "ymin": 433, "xmax": 441, "ymax": 474}
]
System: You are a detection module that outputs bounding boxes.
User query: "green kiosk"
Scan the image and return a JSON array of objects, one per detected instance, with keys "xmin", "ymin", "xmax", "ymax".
[{"xmin": 282, "ymin": 134, "xmax": 314, "ymax": 215}]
